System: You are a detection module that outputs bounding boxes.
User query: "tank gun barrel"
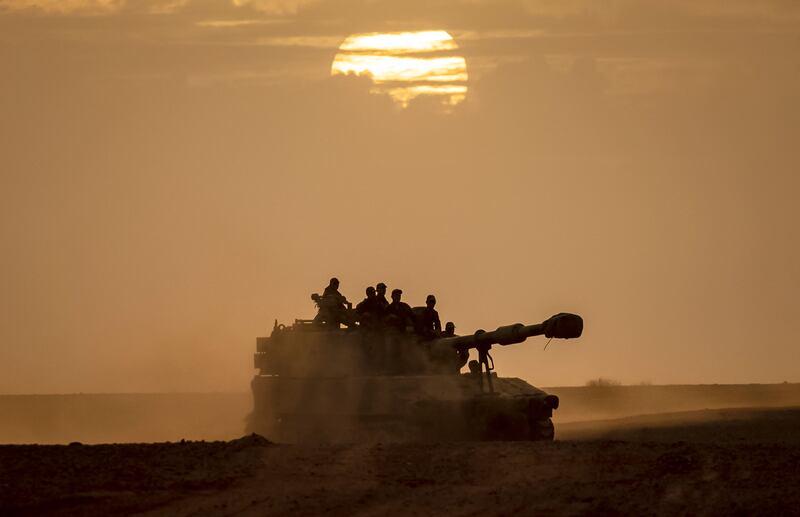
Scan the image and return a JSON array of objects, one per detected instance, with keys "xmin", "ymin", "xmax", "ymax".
[{"xmin": 437, "ymin": 313, "xmax": 583, "ymax": 352}]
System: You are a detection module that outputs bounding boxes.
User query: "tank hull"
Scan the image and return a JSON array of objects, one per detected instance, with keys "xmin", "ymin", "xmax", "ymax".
[{"xmin": 248, "ymin": 373, "xmax": 558, "ymax": 442}]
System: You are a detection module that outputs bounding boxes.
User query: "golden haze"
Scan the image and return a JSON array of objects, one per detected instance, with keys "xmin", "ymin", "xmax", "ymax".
[{"xmin": 0, "ymin": 0, "xmax": 799, "ymax": 394}]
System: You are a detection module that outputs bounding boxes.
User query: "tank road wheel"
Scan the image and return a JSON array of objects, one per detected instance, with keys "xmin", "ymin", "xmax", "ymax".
[{"xmin": 529, "ymin": 418, "xmax": 555, "ymax": 441}]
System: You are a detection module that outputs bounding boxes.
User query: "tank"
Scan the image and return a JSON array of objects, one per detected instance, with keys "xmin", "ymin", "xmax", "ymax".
[{"xmin": 249, "ymin": 310, "xmax": 583, "ymax": 442}]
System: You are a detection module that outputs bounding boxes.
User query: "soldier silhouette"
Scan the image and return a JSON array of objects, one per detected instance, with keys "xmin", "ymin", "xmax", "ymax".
[
  {"xmin": 313, "ymin": 277, "xmax": 351, "ymax": 327},
  {"xmin": 375, "ymin": 282, "xmax": 389, "ymax": 313},
  {"xmin": 442, "ymin": 321, "xmax": 456, "ymax": 337},
  {"xmin": 414, "ymin": 294, "xmax": 442, "ymax": 339},
  {"xmin": 384, "ymin": 288, "xmax": 415, "ymax": 332},
  {"xmin": 323, "ymin": 278, "xmax": 347, "ymax": 305},
  {"xmin": 355, "ymin": 286, "xmax": 380, "ymax": 327}
]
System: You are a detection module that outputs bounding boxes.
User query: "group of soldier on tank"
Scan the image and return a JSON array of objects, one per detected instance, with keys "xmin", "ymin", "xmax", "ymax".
[{"xmin": 312, "ymin": 277, "xmax": 456, "ymax": 339}]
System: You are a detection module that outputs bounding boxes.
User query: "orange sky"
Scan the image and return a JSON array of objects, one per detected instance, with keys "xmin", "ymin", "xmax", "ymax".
[{"xmin": 1, "ymin": 0, "xmax": 799, "ymax": 393}]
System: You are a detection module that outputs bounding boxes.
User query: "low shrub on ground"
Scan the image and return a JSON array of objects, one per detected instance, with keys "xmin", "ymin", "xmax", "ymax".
[{"xmin": 585, "ymin": 377, "xmax": 622, "ymax": 387}]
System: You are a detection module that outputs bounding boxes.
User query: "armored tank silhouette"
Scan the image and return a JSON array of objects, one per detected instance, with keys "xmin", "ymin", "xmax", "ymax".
[{"xmin": 250, "ymin": 306, "xmax": 582, "ymax": 442}]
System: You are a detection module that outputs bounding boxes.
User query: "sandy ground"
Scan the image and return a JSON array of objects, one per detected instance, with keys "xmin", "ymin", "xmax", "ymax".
[{"xmin": 2, "ymin": 407, "xmax": 800, "ymax": 516}]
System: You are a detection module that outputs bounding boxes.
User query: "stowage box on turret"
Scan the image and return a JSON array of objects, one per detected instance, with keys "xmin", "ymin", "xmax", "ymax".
[{"xmin": 249, "ymin": 311, "xmax": 583, "ymax": 442}]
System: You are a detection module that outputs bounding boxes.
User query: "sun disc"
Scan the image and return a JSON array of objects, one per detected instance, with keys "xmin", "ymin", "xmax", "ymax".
[{"xmin": 331, "ymin": 30, "xmax": 468, "ymax": 108}]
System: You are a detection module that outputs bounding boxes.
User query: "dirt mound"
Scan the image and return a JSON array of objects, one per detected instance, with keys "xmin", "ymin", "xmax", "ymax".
[{"xmin": 228, "ymin": 433, "xmax": 273, "ymax": 449}]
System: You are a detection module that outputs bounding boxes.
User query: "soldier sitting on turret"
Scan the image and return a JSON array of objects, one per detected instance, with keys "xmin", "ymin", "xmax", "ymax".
[
  {"xmin": 414, "ymin": 294, "xmax": 442, "ymax": 339},
  {"xmin": 355, "ymin": 286, "xmax": 381, "ymax": 327},
  {"xmin": 442, "ymin": 321, "xmax": 456, "ymax": 337},
  {"xmin": 375, "ymin": 282, "xmax": 389, "ymax": 313},
  {"xmin": 447, "ymin": 322, "xmax": 470, "ymax": 369},
  {"xmin": 323, "ymin": 277, "xmax": 348, "ymax": 305},
  {"xmin": 384, "ymin": 288, "xmax": 415, "ymax": 332},
  {"xmin": 313, "ymin": 277, "xmax": 352, "ymax": 327}
]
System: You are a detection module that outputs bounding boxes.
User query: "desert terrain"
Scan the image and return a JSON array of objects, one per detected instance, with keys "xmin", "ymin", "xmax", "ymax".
[
  {"xmin": 4, "ymin": 383, "xmax": 800, "ymax": 445},
  {"xmin": 2, "ymin": 384, "xmax": 800, "ymax": 515}
]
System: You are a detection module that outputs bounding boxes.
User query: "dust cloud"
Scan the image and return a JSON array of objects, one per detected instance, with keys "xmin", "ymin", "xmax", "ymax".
[
  {"xmin": 549, "ymin": 383, "xmax": 800, "ymax": 423},
  {"xmin": 0, "ymin": 393, "xmax": 251, "ymax": 444},
  {"xmin": 3, "ymin": 384, "xmax": 799, "ymax": 445}
]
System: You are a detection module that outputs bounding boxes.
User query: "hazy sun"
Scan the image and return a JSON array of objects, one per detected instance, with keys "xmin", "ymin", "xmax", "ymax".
[{"xmin": 331, "ymin": 30, "xmax": 468, "ymax": 108}]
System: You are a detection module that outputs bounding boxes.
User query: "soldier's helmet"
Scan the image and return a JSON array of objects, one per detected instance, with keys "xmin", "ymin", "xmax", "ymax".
[{"xmin": 330, "ymin": 277, "xmax": 339, "ymax": 286}]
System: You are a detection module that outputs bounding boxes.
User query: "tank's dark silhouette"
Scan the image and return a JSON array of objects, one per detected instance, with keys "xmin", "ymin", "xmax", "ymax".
[{"xmin": 250, "ymin": 296, "xmax": 583, "ymax": 442}]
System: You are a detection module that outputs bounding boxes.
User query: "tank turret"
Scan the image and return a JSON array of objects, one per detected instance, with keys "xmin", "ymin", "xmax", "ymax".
[
  {"xmin": 249, "ymin": 306, "xmax": 583, "ymax": 442},
  {"xmin": 431, "ymin": 313, "xmax": 583, "ymax": 392}
]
